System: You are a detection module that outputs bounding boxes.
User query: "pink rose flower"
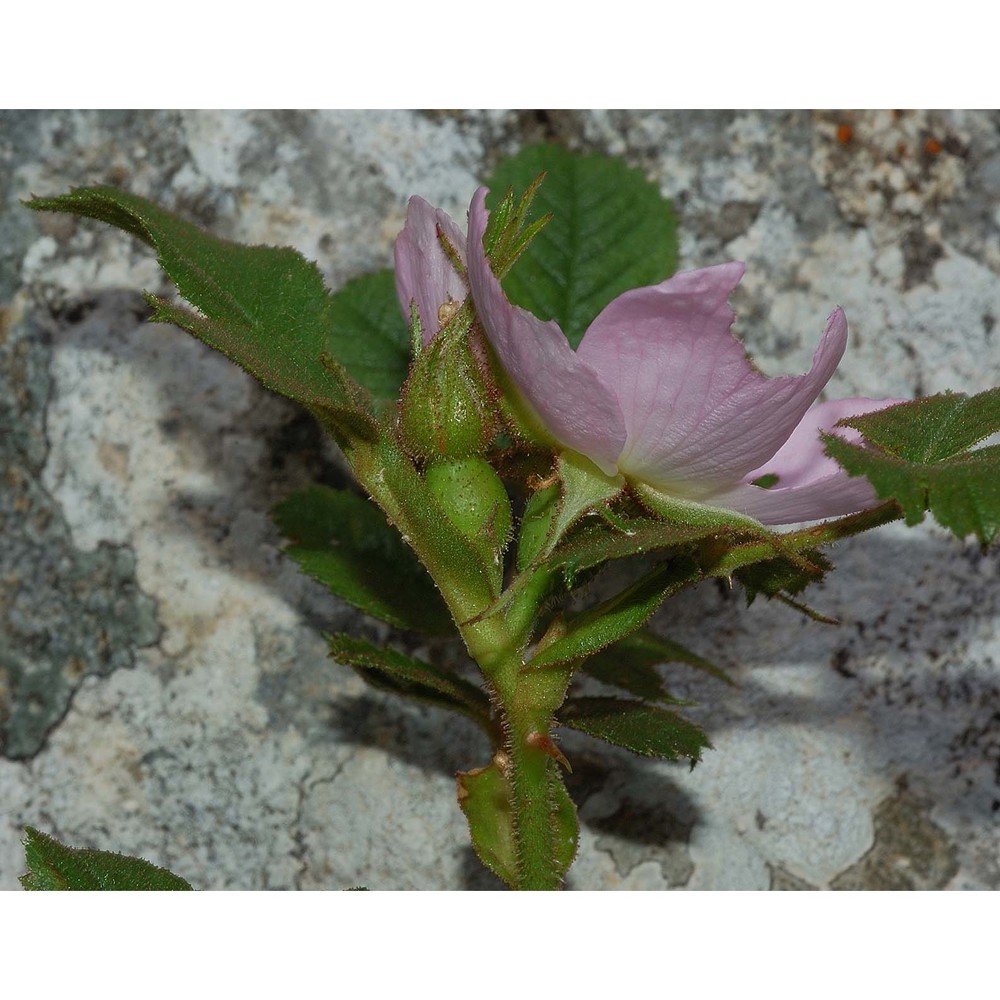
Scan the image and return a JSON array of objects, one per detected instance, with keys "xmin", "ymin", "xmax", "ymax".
[{"xmin": 395, "ymin": 188, "xmax": 899, "ymax": 525}]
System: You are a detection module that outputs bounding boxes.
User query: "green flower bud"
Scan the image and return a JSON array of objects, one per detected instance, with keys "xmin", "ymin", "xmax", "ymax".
[
  {"xmin": 399, "ymin": 328, "xmax": 499, "ymax": 460},
  {"xmin": 425, "ymin": 458, "xmax": 512, "ymax": 570}
]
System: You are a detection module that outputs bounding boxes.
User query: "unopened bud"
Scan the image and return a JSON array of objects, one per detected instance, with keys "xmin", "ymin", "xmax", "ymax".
[
  {"xmin": 399, "ymin": 328, "xmax": 499, "ymax": 460},
  {"xmin": 425, "ymin": 457, "xmax": 512, "ymax": 567}
]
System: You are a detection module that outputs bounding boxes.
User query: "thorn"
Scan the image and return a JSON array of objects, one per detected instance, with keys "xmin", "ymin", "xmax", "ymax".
[{"xmin": 526, "ymin": 731, "xmax": 572, "ymax": 772}]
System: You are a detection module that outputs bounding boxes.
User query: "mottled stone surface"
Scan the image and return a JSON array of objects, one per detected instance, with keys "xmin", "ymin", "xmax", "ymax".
[
  {"xmin": 0, "ymin": 303, "xmax": 161, "ymax": 760},
  {"xmin": 830, "ymin": 780, "xmax": 960, "ymax": 890},
  {"xmin": 1, "ymin": 110, "xmax": 999, "ymax": 889}
]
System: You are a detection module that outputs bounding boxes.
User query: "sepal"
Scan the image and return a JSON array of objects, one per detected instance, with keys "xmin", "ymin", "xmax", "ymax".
[
  {"xmin": 549, "ymin": 454, "xmax": 624, "ymax": 556},
  {"xmin": 516, "ymin": 481, "xmax": 562, "ymax": 571},
  {"xmin": 484, "ymin": 145, "xmax": 678, "ymax": 348}
]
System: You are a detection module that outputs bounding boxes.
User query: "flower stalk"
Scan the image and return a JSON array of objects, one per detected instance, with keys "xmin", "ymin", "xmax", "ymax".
[
  {"xmin": 484, "ymin": 649, "xmax": 574, "ymax": 890},
  {"xmin": 445, "ymin": 558, "xmax": 575, "ymax": 889}
]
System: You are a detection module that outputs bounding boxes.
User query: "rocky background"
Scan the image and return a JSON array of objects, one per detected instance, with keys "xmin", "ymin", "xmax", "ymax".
[{"xmin": 1, "ymin": 110, "xmax": 999, "ymax": 890}]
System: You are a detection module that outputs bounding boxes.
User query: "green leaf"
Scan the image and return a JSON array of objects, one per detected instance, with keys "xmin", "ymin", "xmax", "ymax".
[
  {"xmin": 528, "ymin": 557, "xmax": 701, "ymax": 670},
  {"xmin": 20, "ymin": 827, "xmax": 192, "ymax": 890},
  {"xmin": 827, "ymin": 389, "xmax": 1000, "ymax": 544},
  {"xmin": 484, "ymin": 145, "xmax": 678, "ymax": 347},
  {"xmin": 27, "ymin": 187, "xmax": 377, "ymax": 434},
  {"xmin": 582, "ymin": 629, "xmax": 733, "ymax": 702},
  {"xmin": 325, "ymin": 269, "xmax": 411, "ymax": 407},
  {"xmin": 557, "ymin": 698, "xmax": 711, "ymax": 762},
  {"xmin": 734, "ymin": 547, "xmax": 832, "ymax": 603},
  {"xmin": 327, "ymin": 633, "xmax": 490, "ymax": 726},
  {"xmin": 843, "ymin": 388, "xmax": 1000, "ymax": 463},
  {"xmin": 582, "ymin": 651, "xmax": 685, "ymax": 705},
  {"xmin": 457, "ymin": 761, "xmax": 577, "ymax": 889},
  {"xmin": 827, "ymin": 441, "xmax": 1000, "ymax": 544},
  {"xmin": 273, "ymin": 485, "xmax": 454, "ymax": 634}
]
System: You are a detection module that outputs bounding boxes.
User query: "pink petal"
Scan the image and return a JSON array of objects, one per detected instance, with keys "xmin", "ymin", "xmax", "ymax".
[
  {"xmin": 706, "ymin": 473, "xmax": 882, "ymax": 524},
  {"xmin": 746, "ymin": 396, "xmax": 905, "ymax": 488},
  {"xmin": 705, "ymin": 397, "xmax": 905, "ymax": 524},
  {"xmin": 466, "ymin": 187, "xmax": 626, "ymax": 475},
  {"xmin": 394, "ymin": 196, "xmax": 469, "ymax": 345},
  {"xmin": 576, "ymin": 268, "xmax": 849, "ymax": 497}
]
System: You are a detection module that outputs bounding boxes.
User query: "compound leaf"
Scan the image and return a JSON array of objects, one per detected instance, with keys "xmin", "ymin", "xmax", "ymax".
[{"xmin": 485, "ymin": 145, "xmax": 678, "ymax": 347}]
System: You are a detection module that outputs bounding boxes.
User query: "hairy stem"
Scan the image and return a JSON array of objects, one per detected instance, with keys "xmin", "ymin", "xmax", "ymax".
[
  {"xmin": 460, "ymin": 577, "xmax": 573, "ymax": 890},
  {"xmin": 498, "ymin": 667, "xmax": 572, "ymax": 890},
  {"xmin": 709, "ymin": 501, "xmax": 904, "ymax": 579},
  {"xmin": 347, "ymin": 434, "xmax": 574, "ymax": 888}
]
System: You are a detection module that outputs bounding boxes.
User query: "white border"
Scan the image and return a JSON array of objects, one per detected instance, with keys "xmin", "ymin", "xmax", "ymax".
[{"xmin": 2, "ymin": 1, "xmax": 993, "ymax": 108}]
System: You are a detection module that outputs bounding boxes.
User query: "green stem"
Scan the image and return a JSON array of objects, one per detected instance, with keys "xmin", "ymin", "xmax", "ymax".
[
  {"xmin": 348, "ymin": 423, "xmax": 905, "ymax": 888},
  {"xmin": 346, "ymin": 433, "xmax": 574, "ymax": 888},
  {"xmin": 507, "ymin": 728, "xmax": 559, "ymax": 888},
  {"xmin": 501, "ymin": 669, "xmax": 572, "ymax": 890},
  {"xmin": 708, "ymin": 500, "xmax": 904, "ymax": 579},
  {"xmin": 791, "ymin": 500, "xmax": 904, "ymax": 545},
  {"xmin": 461, "ymin": 580, "xmax": 572, "ymax": 891}
]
